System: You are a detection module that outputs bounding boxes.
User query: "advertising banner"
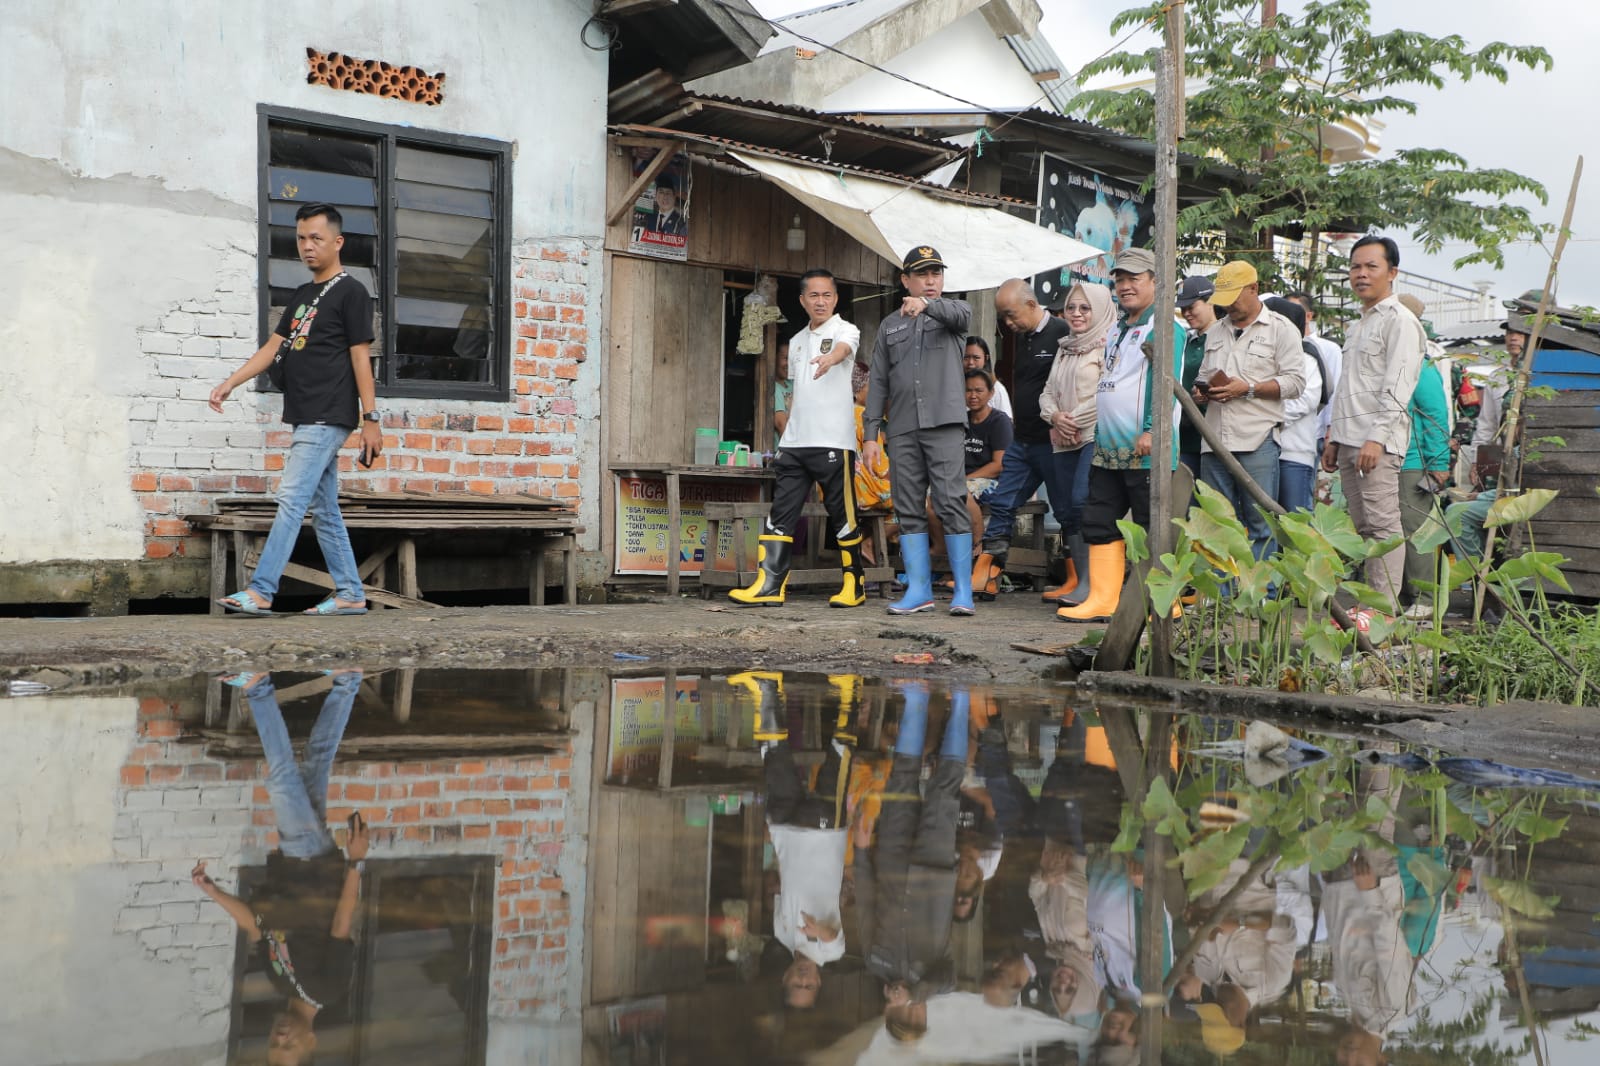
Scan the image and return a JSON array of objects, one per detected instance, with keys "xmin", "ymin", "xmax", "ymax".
[
  {"xmin": 1034, "ymin": 154, "xmax": 1154, "ymax": 303},
  {"xmin": 613, "ymin": 475, "xmax": 762, "ymax": 576}
]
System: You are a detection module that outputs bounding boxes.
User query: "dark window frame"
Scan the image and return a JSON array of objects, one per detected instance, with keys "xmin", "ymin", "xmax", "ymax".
[{"xmin": 256, "ymin": 104, "xmax": 513, "ymax": 402}]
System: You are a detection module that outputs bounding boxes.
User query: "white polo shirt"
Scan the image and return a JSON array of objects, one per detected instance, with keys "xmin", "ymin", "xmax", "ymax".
[{"xmin": 780, "ymin": 314, "xmax": 862, "ymax": 452}]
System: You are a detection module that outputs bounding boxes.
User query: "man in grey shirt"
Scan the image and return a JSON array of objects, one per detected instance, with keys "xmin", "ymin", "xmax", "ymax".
[{"xmin": 864, "ymin": 246, "xmax": 975, "ymax": 616}]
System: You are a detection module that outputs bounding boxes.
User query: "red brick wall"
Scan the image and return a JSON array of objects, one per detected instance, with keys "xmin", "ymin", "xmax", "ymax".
[
  {"xmin": 118, "ymin": 696, "xmax": 579, "ymax": 1018},
  {"xmin": 128, "ymin": 238, "xmax": 596, "ymax": 566}
]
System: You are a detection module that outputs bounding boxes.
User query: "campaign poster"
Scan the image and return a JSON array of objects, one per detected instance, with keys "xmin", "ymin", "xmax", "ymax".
[
  {"xmin": 628, "ymin": 148, "xmax": 691, "ymax": 261},
  {"xmin": 1033, "ymin": 154, "xmax": 1154, "ymax": 302},
  {"xmin": 613, "ymin": 475, "xmax": 762, "ymax": 575}
]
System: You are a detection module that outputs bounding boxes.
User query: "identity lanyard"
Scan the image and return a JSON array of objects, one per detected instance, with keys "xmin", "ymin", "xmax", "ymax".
[{"xmin": 275, "ymin": 272, "xmax": 348, "ymax": 366}]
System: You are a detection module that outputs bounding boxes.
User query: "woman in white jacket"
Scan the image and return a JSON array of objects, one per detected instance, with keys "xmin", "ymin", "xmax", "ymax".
[{"xmin": 1039, "ymin": 282, "xmax": 1116, "ymax": 607}]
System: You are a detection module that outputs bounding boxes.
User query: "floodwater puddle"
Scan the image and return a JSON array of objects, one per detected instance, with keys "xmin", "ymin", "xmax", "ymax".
[{"xmin": 4, "ymin": 667, "xmax": 1598, "ymax": 1064}]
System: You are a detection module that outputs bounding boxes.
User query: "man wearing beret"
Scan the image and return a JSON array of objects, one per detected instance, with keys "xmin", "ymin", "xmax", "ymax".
[{"xmin": 864, "ymin": 246, "xmax": 977, "ymax": 616}]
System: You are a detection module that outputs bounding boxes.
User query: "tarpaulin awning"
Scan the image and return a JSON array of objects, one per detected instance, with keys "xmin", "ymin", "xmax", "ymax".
[{"xmin": 727, "ymin": 149, "xmax": 1102, "ymax": 292}]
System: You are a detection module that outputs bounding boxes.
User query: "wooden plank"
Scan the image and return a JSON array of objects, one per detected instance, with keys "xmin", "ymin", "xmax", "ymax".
[
  {"xmin": 607, "ymin": 143, "xmax": 678, "ymax": 227},
  {"xmin": 652, "ymin": 251, "xmax": 692, "ymax": 465},
  {"xmin": 630, "ymin": 258, "xmax": 660, "ymax": 465},
  {"xmin": 1519, "ymin": 473, "xmax": 1600, "ymax": 496},
  {"xmin": 1526, "ymin": 389, "xmax": 1600, "ymax": 409},
  {"xmin": 687, "ymin": 265, "xmax": 724, "ymax": 449},
  {"xmin": 606, "ymin": 255, "xmax": 637, "ymax": 465}
]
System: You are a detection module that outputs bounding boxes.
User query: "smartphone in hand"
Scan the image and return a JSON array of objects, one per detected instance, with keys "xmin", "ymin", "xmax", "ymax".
[{"xmin": 358, "ymin": 445, "xmax": 375, "ymax": 469}]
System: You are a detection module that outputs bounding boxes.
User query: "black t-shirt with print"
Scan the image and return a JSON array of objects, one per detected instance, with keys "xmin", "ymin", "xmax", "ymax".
[
  {"xmin": 1011, "ymin": 316, "xmax": 1071, "ymax": 443},
  {"xmin": 964, "ymin": 409, "xmax": 1013, "ymax": 475},
  {"xmin": 273, "ymin": 274, "xmax": 375, "ymax": 429},
  {"xmin": 251, "ymin": 850, "xmax": 356, "ymax": 1009}
]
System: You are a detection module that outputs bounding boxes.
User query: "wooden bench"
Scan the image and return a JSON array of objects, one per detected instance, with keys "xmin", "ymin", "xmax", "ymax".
[
  {"xmin": 697, "ymin": 501, "xmax": 896, "ymax": 598},
  {"xmin": 984, "ymin": 497, "xmax": 1051, "ymax": 590},
  {"xmin": 188, "ymin": 491, "xmax": 582, "ymax": 612}
]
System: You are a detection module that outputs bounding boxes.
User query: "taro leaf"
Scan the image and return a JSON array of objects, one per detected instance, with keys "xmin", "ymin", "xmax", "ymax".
[
  {"xmin": 1303, "ymin": 551, "xmax": 1342, "ymax": 604},
  {"xmin": 1363, "ymin": 794, "xmax": 1395, "ymax": 825},
  {"xmin": 1412, "ymin": 628, "xmax": 1454, "ymax": 652},
  {"xmin": 1276, "ymin": 513, "xmax": 1330, "ymax": 557},
  {"xmin": 1444, "ymin": 556, "xmax": 1477, "ymax": 592},
  {"xmin": 1304, "ymin": 622, "xmax": 1348, "ymax": 665},
  {"xmin": 1176, "ymin": 507, "xmax": 1252, "ymax": 576},
  {"xmin": 1181, "ymin": 825, "xmax": 1251, "ymax": 899},
  {"xmin": 1364, "ymin": 612, "xmax": 1397, "ymax": 645},
  {"xmin": 1444, "ymin": 798, "xmax": 1482, "ymax": 841},
  {"xmin": 1406, "ymin": 851, "xmax": 1452, "ymax": 898},
  {"xmin": 1141, "ymin": 777, "xmax": 1192, "ymax": 847},
  {"xmin": 1112, "ymin": 805, "xmax": 1145, "ymax": 854},
  {"xmin": 1341, "ymin": 580, "xmax": 1396, "ymax": 612},
  {"xmin": 1118, "ymin": 519, "xmax": 1150, "ymax": 564},
  {"xmin": 1512, "ymin": 807, "xmax": 1570, "ymax": 845},
  {"xmin": 1491, "ymin": 551, "xmax": 1572, "ymax": 592},
  {"xmin": 1484, "ymin": 876, "xmax": 1558, "ymax": 919},
  {"xmin": 1409, "ymin": 513, "xmax": 1457, "ymax": 555},
  {"xmin": 1311, "ymin": 502, "xmax": 1367, "ymax": 558},
  {"xmin": 1147, "ymin": 551, "xmax": 1195, "ymax": 618},
  {"xmin": 1485, "ymin": 488, "xmax": 1558, "ymax": 528}
]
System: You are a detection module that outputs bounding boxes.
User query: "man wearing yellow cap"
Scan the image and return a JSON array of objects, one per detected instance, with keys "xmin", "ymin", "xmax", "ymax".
[{"xmin": 1192, "ymin": 260, "xmax": 1306, "ymax": 560}]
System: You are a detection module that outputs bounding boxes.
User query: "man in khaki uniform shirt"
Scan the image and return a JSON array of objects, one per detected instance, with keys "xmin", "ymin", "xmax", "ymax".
[{"xmin": 1320, "ymin": 236, "xmax": 1425, "ymax": 610}]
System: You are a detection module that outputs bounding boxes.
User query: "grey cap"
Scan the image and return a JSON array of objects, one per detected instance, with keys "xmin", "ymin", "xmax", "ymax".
[
  {"xmin": 1176, "ymin": 275, "xmax": 1215, "ymax": 308},
  {"xmin": 1112, "ymin": 247, "xmax": 1156, "ymax": 275}
]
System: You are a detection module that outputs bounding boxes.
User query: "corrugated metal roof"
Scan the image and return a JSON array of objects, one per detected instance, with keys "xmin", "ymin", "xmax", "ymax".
[
  {"xmin": 609, "ymin": 124, "xmax": 1029, "ymax": 208},
  {"xmin": 1001, "ymin": 33, "xmax": 1077, "ymax": 114},
  {"xmin": 609, "ymin": 89, "xmax": 963, "ymax": 177}
]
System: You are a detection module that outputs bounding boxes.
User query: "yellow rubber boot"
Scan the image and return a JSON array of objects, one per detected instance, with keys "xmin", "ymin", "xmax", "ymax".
[
  {"xmin": 1040, "ymin": 558, "xmax": 1079, "ymax": 603},
  {"xmin": 830, "ymin": 535, "xmax": 866, "ymax": 608},
  {"xmin": 728, "ymin": 670, "xmax": 786, "ymax": 741},
  {"xmin": 829, "ymin": 673, "xmax": 860, "ymax": 745},
  {"xmin": 1056, "ymin": 541, "xmax": 1126, "ymax": 623},
  {"xmin": 729, "ymin": 535, "xmax": 792, "ymax": 606}
]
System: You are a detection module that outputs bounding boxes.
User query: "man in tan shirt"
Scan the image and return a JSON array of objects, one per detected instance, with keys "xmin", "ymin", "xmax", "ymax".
[
  {"xmin": 1320, "ymin": 236, "xmax": 1425, "ymax": 610},
  {"xmin": 1193, "ymin": 261, "xmax": 1305, "ymax": 560}
]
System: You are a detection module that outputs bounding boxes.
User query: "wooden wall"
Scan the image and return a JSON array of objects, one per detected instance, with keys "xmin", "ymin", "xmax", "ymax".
[
  {"xmin": 585, "ymin": 787, "xmax": 711, "ymax": 1005},
  {"xmin": 604, "ymin": 256, "xmax": 725, "ymax": 467},
  {"xmin": 1523, "ymin": 387, "xmax": 1600, "ymax": 597}
]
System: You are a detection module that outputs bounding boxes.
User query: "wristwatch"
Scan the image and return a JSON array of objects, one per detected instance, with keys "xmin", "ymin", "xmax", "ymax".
[
  {"xmin": 362, "ymin": 411, "xmax": 380, "ymax": 424},
  {"xmin": 348, "ymin": 859, "xmax": 366, "ymax": 874},
  {"xmin": 1245, "ymin": 382, "xmax": 1257, "ymax": 400}
]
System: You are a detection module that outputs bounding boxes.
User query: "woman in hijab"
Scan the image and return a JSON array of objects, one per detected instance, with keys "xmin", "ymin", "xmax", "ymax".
[{"xmin": 1039, "ymin": 281, "xmax": 1117, "ymax": 610}]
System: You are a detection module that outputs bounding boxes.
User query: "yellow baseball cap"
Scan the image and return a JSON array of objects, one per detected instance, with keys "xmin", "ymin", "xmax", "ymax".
[
  {"xmin": 1209, "ymin": 261, "xmax": 1259, "ymax": 307},
  {"xmin": 1194, "ymin": 1003, "xmax": 1246, "ymax": 1055}
]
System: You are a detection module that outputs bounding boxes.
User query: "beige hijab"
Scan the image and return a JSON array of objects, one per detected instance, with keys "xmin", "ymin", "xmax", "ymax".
[{"xmin": 1058, "ymin": 281, "xmax": 1118, "ymax": 358}]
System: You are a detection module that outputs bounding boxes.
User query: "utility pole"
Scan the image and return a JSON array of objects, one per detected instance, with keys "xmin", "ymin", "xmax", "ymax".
[
  {"xmin": 1140, "ymin": 6, "xmax": 1185, "ymax": 1057},
  {"xmin": 1146, "ymin": 3, "xmax": 1184, "ymax": 679}
]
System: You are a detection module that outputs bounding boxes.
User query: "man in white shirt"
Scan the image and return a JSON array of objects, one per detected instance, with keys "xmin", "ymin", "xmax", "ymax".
[
  {"xmin": 1194, "ymin": 261, "xmax": 1306, "ymax": 559},
  {"xmin": 1320, "ymin": 236, "xmax": 1425, "ymax": 610},
  {"xmin": 731, "ymin": 269, "xmax": 865, "ymax": 608},
  {"xmin": 1446, "ymin": 324, "xmax": 1532, "ymax": 562}
]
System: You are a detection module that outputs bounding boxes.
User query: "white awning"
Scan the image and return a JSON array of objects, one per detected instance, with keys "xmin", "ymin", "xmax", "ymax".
[{"xmin": 727, "ymin": 149, "xmax": 1102, "ymax": 292}]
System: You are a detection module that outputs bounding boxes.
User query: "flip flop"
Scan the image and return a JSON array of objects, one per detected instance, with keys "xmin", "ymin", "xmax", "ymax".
[
  {"xmin": 305, "ymin": 599, "xmax": 369, "ymax": 616},
  {"xmin": 217, "ymin": 671, "xmax": 270, "ymax": 689},
  {"xmin": 218, "ymin": 590, "xmax": 273, "ymax": 616}
]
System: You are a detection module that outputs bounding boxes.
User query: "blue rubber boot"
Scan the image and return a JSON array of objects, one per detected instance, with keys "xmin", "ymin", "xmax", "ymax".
[
  {"xmin": 941, "ymin": 688, "xmax": 970, "ymax": 761},
  {"xmin": 895, "ymin": 682, "xmax": 929, "ymax": 757},
  {"xmin": 945, "ymin": 533, "xmax": 974, "ymax": 616},
  {"xmin": 887, "ymin": 532, "xmax": 935, "ymax": 615}
]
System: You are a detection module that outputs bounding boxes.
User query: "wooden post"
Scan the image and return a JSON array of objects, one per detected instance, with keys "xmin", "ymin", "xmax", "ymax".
[
  {"xmin": 1138, "ymin": 712, "xmax": 1173, "ymax": 1061},
  {"xmin": 1145, "ymin": 4, "xmax": 1185, "ymax": 679}
]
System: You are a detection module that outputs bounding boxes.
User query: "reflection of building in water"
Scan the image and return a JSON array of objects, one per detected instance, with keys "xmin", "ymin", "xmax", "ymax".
[{"xmin": 12, "ymin": 669, "xmax": 593, "ymax": 1065}]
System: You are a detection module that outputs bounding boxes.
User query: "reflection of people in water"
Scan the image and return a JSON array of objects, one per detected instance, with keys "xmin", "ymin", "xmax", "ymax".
[
  {"xmin": 733, "ymin": 671, "xmax": 856, "ymax": 1009},
  {"xmin": 860, "ymin": 682, "xmax": 969, "ymax": 1043},
  {"xmin": 190, "ymin": 671, "xmax": 365, "ymax": 1066},
  {"xmin": 1176, "ymin": 856, "xmax": 1312, "ymax": 1014},
  {"xmin": 1320, "ymin": 763, "xmax": 1412, "ymax": 1061}
]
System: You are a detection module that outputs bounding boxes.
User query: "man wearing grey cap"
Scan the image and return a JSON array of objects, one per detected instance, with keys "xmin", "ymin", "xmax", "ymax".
[
  {"xmin": 864, "ymin": 246, "xmax": 977, "ymax": 616},
  {"xmin": 1058, "ymin": 247, "xmax": 1187, "ymax": 623}
]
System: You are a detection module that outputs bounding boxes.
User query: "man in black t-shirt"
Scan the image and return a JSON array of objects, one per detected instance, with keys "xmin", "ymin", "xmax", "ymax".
[
  {"xmin": 192, "ymin": 671, "xmax": 367, "ymax": 1066},
  {"xmin": 957, "ymin": 368, "xmax": 1011, "ymax": 563},
  {"xmin": 210, "ymin": 202, "xmax": 382, "ymax": 616},
  {"xmin": 969, "ymin": 279, "xmax": 1072, "ymax": 599}
]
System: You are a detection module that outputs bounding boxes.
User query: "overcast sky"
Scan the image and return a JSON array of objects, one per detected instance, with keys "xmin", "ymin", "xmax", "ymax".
[{"xmin": 754, "ymin": 0, "xmax": 1596, "ymax": 306}]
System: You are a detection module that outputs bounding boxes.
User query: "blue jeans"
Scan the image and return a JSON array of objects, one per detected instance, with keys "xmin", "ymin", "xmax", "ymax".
[
  {"xmin": 247, "ymin": 672, "xmax": 360, "ymax": 859},
  {"xmin": 1278, "ymin": 460, "xmax": 1316, "ymax": 515},
  {"xmin": 1201, "ymin": 438, "xmax": 1281, "ymax": 560},
  {"xmin": 982, "ymin": 440, "xmax": 1082, "ymax": 552},
  {"xmin": 249, "ymin": 423, "xmax": 363, "ymax": 603}
]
